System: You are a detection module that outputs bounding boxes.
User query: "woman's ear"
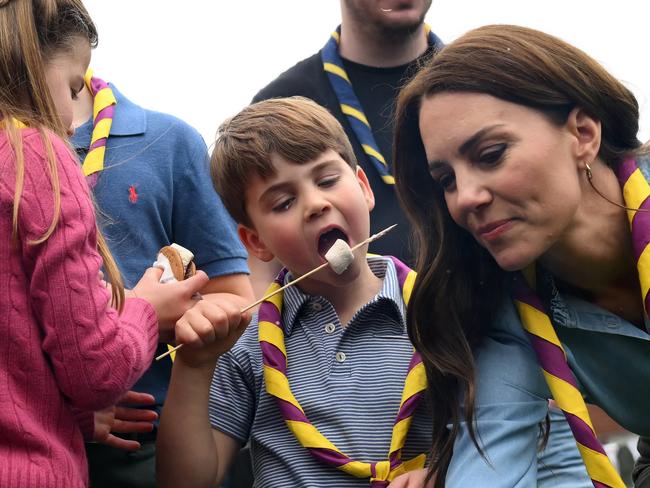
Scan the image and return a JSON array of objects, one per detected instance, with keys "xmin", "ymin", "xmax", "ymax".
[
  {"xmin": 566, "ymin": 107, "xmax": 602, "ymax": 165},
  {"xmin": 238, "ymin": 224, "xmax": 275, "ymax": 262}
]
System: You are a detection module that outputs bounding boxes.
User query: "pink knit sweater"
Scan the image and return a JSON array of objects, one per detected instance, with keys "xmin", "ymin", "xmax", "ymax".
[{"xmin": 0, "ymin": 129, "xmax": 159, "ymax": 487}]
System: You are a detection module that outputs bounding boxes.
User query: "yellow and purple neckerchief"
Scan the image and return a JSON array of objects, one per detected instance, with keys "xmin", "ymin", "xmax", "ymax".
[
  {"xmin": 258, "ymin": 256, "xmax": 427, "ymax": 486},
  {"xmin": 513, "ymin": 157, "xmax": 648, "ymax": 488},
  {"xmin": 321, "ymin": 25, "xmax": 442, "ymax": 185},
  {"xmin": 81, "ymin": 69, "xmax": 116, "ymax": 188}
]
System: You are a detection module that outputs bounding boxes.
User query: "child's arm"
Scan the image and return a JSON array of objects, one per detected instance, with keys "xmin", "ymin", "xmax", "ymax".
[{"xmin": 157, "ymin": 298, "xmax": 251, "ymax": 488}]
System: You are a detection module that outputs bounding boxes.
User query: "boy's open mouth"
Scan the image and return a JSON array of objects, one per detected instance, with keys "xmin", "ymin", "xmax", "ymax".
[{"xmin": 317, "ymin": 228, "xmax": 349, "ymax": 258}]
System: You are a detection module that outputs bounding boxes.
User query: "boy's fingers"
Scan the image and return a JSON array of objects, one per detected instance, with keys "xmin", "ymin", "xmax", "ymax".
[{"xmin": 175, "ymin": 316, "xmax": 209, "ymax": 347}]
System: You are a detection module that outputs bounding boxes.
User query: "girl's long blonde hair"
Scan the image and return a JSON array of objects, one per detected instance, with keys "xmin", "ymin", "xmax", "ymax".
[{"xmin": 0, "ymin": 0, "xmax": 124, "ymax": 310}]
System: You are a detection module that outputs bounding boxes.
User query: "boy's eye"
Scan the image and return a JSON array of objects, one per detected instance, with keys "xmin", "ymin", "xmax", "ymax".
[
  {"xmin": 272, "ymin": 197, "xmax": 295, "ymax": 212},
  {"xmin": 318, "ymin": 175, "xmax": 339, "ymax": 188},
  {"xmin": 478, "ymin": 143, "xmax": 507, "ymax": 165}
]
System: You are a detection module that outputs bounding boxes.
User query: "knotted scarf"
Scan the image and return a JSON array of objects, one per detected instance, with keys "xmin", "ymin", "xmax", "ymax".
[{"xmin": 259, "ymin": 256, "xmax": 427, "ymax": 486}]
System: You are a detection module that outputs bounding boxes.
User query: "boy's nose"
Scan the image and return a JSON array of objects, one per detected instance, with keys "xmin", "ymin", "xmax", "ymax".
[{"xmin": 304, "ymin": 194, "xmax": 332, "ymax": 221}]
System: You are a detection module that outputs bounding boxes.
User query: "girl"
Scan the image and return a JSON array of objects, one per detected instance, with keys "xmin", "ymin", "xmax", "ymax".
[
  {"xmin": 391, "ymin": 25, "xmax": 650, "ymax": 487},
  {"xmin": 0, "ymin": 1, "xmax": 207, "ymax": 486}
]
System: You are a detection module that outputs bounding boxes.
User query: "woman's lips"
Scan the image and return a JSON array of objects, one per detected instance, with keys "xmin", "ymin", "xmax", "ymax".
[{"xmin": 477, "ymin": 219, "xmax": 513, "ymax": 242}]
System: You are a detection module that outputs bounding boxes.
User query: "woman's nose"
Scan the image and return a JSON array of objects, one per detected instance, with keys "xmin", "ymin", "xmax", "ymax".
[{"xmin": 453, "ymin": 174, "xmax": 492, "ymax": 215}]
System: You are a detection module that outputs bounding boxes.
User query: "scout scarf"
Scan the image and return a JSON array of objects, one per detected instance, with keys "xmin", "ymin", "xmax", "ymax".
[
  {"xmin": 321, "ymin": 25, "xmax": 442, "ymax": 185},
  {"xmin": 81, "ymin": 69, "xmax": 116, "ymax": 182},
  {"xmin": 259, "ymin": 256, "xmax": 427, "ymax": 486},
  {"xmin": 513, "ymin": 158, "xmax": 649, "ymax": 488}
]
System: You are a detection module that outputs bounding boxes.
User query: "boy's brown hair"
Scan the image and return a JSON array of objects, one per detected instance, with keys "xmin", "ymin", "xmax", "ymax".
[{"xmin": 211, "ymin": 96, "xmax": 357, "ymax": 226}]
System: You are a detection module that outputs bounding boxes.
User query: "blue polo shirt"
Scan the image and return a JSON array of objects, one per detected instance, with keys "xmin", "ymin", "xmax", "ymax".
[{"xmin": 71, "ymin": 85, "xmax": 248, "ymax": 411}]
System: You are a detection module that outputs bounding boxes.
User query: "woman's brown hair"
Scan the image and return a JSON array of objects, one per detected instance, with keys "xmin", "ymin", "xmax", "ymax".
[
  {"xmin": 1, "ymin": 0, "xmax": 124, "ymax": 310},
  {"xmin": 393, "ymin": 24, "xmax": 641, "ymax": 484}
]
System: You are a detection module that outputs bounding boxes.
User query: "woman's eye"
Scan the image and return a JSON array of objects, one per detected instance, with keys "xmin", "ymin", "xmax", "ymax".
[
  {"xmin": 431, "ymin": 172, "xmax": 456, "ymax": 191},
  {"xmin": 70, "ymin": 89, "xmax": 79, "ymax": 100},
  {"xmin": 479, "ymin": 143, "xmax": 507, "ymax": 165},
  {"xmin": 438, "ymin": 173, "xmax": 456, "ymax": 191}
]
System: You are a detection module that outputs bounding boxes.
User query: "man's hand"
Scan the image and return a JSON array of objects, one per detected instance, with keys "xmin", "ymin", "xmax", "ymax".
[{"xmin": 94, "ymin": 390, "xmax": 158, "ymax": 451}]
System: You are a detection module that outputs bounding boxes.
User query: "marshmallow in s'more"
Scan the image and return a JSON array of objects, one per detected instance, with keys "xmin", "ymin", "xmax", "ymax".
[
  {"xmin": 154, "ymin": 243, "xmax": 196, "ymax": 283},
  {"xmin": 324, "ymin": 239, "xmax": 354, "ymax": 275}
]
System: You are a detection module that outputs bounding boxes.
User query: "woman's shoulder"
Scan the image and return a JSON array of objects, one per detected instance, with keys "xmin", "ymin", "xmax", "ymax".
[{"xmin": 471, "ymin": 296, "xmax": 548, "ymax": 403}]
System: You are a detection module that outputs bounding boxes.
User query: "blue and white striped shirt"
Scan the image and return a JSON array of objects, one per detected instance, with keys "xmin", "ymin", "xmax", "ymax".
[{"xmin": 209, "ymin": 256, "xmax": 433, "ymax": 487}]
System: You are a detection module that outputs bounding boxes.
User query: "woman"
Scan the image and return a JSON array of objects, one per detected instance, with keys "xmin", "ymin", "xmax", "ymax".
[{"xmin": 392, "ymin": 24, "xmax": 650, "ymax": 487}]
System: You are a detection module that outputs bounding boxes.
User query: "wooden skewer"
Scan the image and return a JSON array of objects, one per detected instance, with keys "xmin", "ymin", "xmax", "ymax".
[{"xmin": 156, "ymin": 224, "xmax": 397, "ymax": 361}]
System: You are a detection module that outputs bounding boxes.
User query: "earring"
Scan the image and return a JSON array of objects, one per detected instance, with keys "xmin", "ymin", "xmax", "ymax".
[{"xmin": 585, "ymin": 161, "xmax": 650, "ymax": 213}]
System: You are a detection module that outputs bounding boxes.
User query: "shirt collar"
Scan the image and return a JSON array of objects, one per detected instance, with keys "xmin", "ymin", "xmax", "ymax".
[
  {"xmin": 280, "ymin": 255, "xmax": 405, "ymax": 336},
  {"xmin": 537, "ymin": 265, "xmax": 650, "ymax": 339},
  {"xmin": 75, "ymin": 83, "xmax": 146, "ymax": 140}
]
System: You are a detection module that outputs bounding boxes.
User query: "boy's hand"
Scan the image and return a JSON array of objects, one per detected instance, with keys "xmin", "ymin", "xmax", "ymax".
[
  {"xmin": 173, "ymin": 298, "xmax": 251, "ymax": 368},
  {"xmin": 388, "ymin": 468, "xmax": 436, "ymax": 488},
  {"xmin": 132, "ymin": 267, "xmax": 209, "ymax": 342},
  {"xmin": 93, "ymin": 391, "xmax": 158, "ymax": 451}
]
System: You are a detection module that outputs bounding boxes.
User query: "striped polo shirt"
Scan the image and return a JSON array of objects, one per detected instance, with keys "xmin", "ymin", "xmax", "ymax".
[{"xmin": 209, "ymin": 256, "xmax": 433, "ymax": 487}]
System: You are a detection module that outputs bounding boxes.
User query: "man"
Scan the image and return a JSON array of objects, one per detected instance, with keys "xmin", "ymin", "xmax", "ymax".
[
  {"xmin": 250, "ymin": 0, "xmax": 440, "ymax": 297},
  {"xmin": 72, "ymin": 73, "xmax": 252, "ymax": 487}
]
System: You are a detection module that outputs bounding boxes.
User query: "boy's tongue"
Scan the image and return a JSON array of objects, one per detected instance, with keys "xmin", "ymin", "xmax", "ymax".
[{"xmin": 318, "ymin": 228, "xmax": 348, "ymax": 258}]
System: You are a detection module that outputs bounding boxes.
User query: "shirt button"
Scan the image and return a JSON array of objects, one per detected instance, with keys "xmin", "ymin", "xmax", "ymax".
[
  {"xmin": 325, "ymin": 323, "xmax": 336, "ymax": 334},
  {"xmin": 312, "ymin": 302, "xmax": 323, "ymax": 312},
  {"xmin": 335, "ymin": 351, "xmax": 346, "ymax": 363}
]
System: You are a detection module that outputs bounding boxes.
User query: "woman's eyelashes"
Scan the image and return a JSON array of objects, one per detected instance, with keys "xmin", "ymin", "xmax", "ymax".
[
  {"xmin": 477, "ymin": 142, "xmax": 508, "ymax": 165},
  {"xmin": 431, "ymin": 142, "xmax": 509, "ymax": 191},
  {"xmin": 437, "ymin": 172, "xmax": 456, "ymax": 191}
]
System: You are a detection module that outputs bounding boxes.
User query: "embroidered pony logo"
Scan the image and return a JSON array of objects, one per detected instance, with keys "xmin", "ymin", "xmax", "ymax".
[{"xmin": 128, "ymin": 185, "xmax": 138, "ymax": 204}]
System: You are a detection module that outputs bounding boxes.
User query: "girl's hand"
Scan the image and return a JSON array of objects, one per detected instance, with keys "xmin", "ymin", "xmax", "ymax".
[
  {"xmin": 93, "ymin": 391, "xmax": 158, "ymax": 451},
  {"xmin": 173, "ymin": 298, "xmax": 252, "ymax": 368},
  {"xmin": 389, "ymin": 468, "xmax": 436, "ymax": 488},
  {"xmin": 132, "ymin": 267, "xmax": 209, "ymax": 342}
]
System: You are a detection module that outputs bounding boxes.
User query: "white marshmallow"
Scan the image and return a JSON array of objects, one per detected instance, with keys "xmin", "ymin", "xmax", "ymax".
[
  {"xmin": 170, "ymin": 243, "xmax": 194, "ymax": 271},
  {"xmin": 324, "ymin": 239, "xmax": 354, "ymax": 274}
]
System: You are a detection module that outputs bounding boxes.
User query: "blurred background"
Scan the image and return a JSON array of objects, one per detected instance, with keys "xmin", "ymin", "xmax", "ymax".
[{"xmin": 83, "ymin": 0, "xmax": 650, "ymax": 147}]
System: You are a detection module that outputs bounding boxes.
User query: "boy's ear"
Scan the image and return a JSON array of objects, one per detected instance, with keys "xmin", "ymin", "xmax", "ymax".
[
  {"xmin": 356, "ymin": 166, "xmax": 375, "ymax": 212},
  {"xmin": 238, "ymin": 224, "xmax": 275, "ymax": 262}
]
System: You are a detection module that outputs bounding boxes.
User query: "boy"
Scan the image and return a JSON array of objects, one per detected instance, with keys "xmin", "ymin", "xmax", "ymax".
[
  {"xmin": 156, "ymin": 97, "xmax": 590, "ymax": 488},
  {"xmin": 156, "ymin": 97, "xmax": 432, "ymax": 487}
]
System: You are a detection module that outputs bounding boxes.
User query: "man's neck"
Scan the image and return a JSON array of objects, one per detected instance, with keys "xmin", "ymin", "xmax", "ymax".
[{"xmin": 338, "ymin": 22, "xmax": 428, "ymax": 68}]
